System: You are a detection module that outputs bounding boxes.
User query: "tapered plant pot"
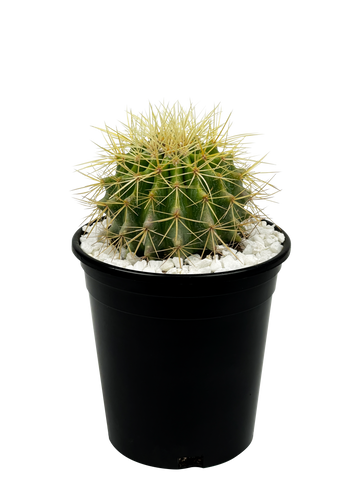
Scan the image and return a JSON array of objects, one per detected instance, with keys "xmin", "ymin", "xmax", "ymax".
[{"xmin": 72, "ymin": 221, "xmax": 291, "ymax": 469}]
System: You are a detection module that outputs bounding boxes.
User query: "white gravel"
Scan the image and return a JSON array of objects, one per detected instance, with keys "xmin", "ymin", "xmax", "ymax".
[{"xmin": 79, "ymin": 219, "xmax": 285, "ymax": 274}]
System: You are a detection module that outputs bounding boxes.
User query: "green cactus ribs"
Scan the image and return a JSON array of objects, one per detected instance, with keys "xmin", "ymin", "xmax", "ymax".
[
  {"xmin": 67, "ymin": 95, "xmax": 282, "ymax": 268},
  {"xmin": 100, "ymin": 144, "xmax": 251, "ymax": 259}
]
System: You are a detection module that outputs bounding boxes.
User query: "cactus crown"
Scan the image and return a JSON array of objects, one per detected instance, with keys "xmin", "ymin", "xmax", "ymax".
[{"xmin": 75, "ymin": 102, "xmax": 278, "ymax": 261}]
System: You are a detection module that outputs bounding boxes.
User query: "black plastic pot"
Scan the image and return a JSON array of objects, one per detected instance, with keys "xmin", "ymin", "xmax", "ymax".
[{"xmin": 72, "ymin": 221, "xmax": 291, "ymax": 469}]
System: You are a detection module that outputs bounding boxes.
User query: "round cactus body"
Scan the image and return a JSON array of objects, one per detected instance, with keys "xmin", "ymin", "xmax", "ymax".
[{"xmin": 77, "ymin": 103, "xmax": 276, "ymax": 260}]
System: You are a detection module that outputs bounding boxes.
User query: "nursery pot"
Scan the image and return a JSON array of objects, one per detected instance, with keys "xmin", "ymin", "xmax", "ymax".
[{"xmin": 72, "ymin": 222, "xmax": 291, "ymax": 469}]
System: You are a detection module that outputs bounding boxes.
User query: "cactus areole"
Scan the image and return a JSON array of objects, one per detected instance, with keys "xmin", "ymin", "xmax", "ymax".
[{"xmin": 76, "ymin": 102, "xmax": 278, "ymax": 261}]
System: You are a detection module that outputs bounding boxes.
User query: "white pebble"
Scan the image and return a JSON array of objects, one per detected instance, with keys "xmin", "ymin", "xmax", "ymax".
[
  {"xmin": 244, "ymin": 254, "xmax": 257, "ymax": 266},
  {"xmin": 133, "ymin": 260, "xmax": 147, "ymax": 271},
  {"xmin": 161, "ymin": 258, "xmax": 174, "ymax": 272}
]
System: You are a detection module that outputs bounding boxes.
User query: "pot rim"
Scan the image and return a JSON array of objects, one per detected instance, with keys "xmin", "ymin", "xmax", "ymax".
[{"xmin": 69, "ymin": 218, "xmax": 294, "ymax": 278}]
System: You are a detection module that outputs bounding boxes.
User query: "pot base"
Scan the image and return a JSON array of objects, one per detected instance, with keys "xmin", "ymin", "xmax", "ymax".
[{"xmin": 108, "ymin": 441, "xmax": 255, "ymax": 472}]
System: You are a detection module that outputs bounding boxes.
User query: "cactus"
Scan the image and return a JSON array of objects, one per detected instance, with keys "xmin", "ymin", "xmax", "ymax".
[{"xmin": 76, "ymin": 102, "xmax": 277, "ymax": 261}]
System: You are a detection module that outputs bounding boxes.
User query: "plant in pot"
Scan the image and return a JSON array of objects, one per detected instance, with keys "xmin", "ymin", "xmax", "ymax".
[{"xmin": 72, "ymin": 102, "xmax": 291, "ymax": 469}]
